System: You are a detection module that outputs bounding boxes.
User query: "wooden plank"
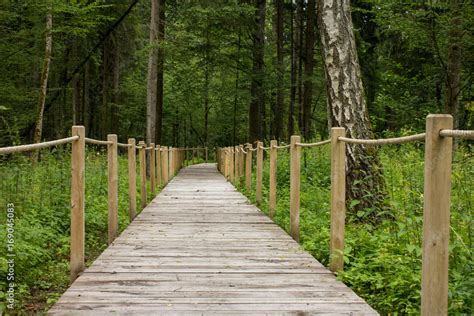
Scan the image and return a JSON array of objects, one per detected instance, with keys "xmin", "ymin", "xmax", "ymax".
[{"xmin": 51, "ymin": 163, "xmax": 378, "ymax": 315}]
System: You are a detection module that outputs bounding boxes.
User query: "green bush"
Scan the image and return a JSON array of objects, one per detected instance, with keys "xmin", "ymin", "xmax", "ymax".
[
  {"xmin": 236, "ymin": 143, "xmax": 473, "ymax": 314},
  {"xmin": 0, "ymin": 148, "xmax": 154, "ymax": 314}
]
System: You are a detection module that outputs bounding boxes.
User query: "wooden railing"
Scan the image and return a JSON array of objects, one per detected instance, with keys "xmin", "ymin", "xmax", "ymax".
[
  {"xmin": 0, "ymin": 125, "xmax": 207, "ymax": 283},
  {"xmin": 217, "ymin": 114, "xmax": 473, "ymax": 315}
]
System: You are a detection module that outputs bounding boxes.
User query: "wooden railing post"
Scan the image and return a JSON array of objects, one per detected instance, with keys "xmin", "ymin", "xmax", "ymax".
[
  {"xmin": 329, "ymin": 127, "xmax": 346, "ymax": 272},
  {"xmin": 229, "ymin": 147, "xmax": 235, "ymax": 183},
  {"xmin": 70, "ymin": 125, "xmax": 85, "ymax": 283},
  {"xmin": 245, "ymin": 144, "xmax": 252, "ymax": 191},
  {"xmin": 127, "ymin": 138, "xmax": 137, "ymax": 221},
  {"xmin": 156, "ymin": 145, "xmax": 161, "ymax": 188},
  {"xmin": 139, "ymin": 141, "xmax": 147, "ymax": 209},
  {"xmin": 107, "ymin": 134, "xmax": 118, "ymax": 245},
  {"xmin": 269, "ymin": 140, "xmax": 277, "ymax": 218},
  {"xmin": 290, "ymin": 135, "xmax": 300, "ymax": 242},
  {"xmin": 205, "ymin": 147, "xmax": 208, "ymax": 162},
  {"xmin": 150, "ymin": 143, "xmax": 156, "ymax": 195},
  {"xmin": 421, "ymin": 114, "xmax": 453, "ymax": 316},
  {"xmin": 234, "ymin": 146, "xmax": 239, "ymax": 181},
  {"xmin": 162, "ymin": 146, "xmax": 169, "ymax": 184},
  {"xmin": 256, "ymin": 141, "xmax": 263, "ymax": 206},
  {"xmin": 169, "ymin": 147, "xmax": 174, "ymax": 178},
  {"xmin": 239, "ymin": 144, "xmax": 244, "ymax": 185},
  {"xmin": 224, "ymin": 148, "xmax": 229, "ymax": 179}
]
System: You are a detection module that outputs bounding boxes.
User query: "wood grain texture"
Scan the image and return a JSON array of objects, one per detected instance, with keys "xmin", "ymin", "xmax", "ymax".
[
  {"xmin": 50, "ymin": 163, "xmax": 377, "ymax": 315},
  {"xmin": 70, "ymin": 126, "xmax": 85, "ymax": 283},
  {"xmin": 107, "ymin": 134, "xmax": 118, "ymax": 245},
  {"xmin": 329, "ymin": 128, "xmax": 346, "ymax": 272},
  {"xmin": 290, "ymin": 135, "xmax": 300, "ymax": 242},
  {"xmin": 127, "ymin": 138, "xmax": 137, "ymax": 221},
  {"xmin": 421, "ymin": 115, "xmax": 453, "ymax": 315}
]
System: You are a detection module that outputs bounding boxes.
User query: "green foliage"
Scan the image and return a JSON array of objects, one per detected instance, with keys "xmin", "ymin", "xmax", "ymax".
[
  {"xmin": 0, "ymin": 147, "xmax": 153, "ymax": 313},
  {"xmin": 236, "ymin": 143, "xmax": 473, "ymax": 314}
]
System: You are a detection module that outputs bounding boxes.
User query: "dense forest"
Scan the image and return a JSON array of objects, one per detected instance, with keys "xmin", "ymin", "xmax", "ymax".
[
  {"xmin": 0, "ymin": 0, "xmax": 473, "ymax": 314},
  {"xmin": 1, "ymin": 1, "xmax": 473, "ymax": 147}
]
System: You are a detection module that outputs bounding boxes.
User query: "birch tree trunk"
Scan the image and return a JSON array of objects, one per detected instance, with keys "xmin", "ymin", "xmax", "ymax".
[
  {"xmin": 146, "ymin": 0, "xmax": 159, "ymax": 145},
  {"xmin": 317, "ymin": 0, "xmax": 385, "ymax": 211},
  {"xmin": 32, "ymin": 10, "xmax": 53, "ymax": 162}
]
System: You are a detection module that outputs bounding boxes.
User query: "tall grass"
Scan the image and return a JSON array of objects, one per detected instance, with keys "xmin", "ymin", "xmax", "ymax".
[
  {"xmin": 0, "ymin": 147, "xmax": 152, "ymax": 313},
  {"xmin": 236, "ymin": 143, "xmax": 473, "ymax": 314}
]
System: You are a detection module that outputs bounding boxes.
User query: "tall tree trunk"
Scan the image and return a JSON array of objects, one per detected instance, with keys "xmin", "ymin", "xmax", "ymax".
[
  {"xmin": 155, "ymin": 0, "xmax": 165, "ymax": 144},
  {"xmin": 33, "ymin": 11, "xmax": 53, "ymax": 162},
  {"xmin": 302, "ymin": 0, "xmax": 315, "ymax": 141},
  {"xmin": 288, "ymin": 2, "xmax": 296, "ymax": 141},
  {"xmin": 146, "ymin": 0, "xmax": 159, "ymax": 145},
  {"xmin": 83, "ymin": 60, "xmax": 90, "ymax": 136},
  {"xmin": 204, "ymin": 18, "xmax": 210, "ymax": 147},
  {"xmin": 233, "ymin": 32, "xmax": 241, "ymax": 145},
  {"xmin": 72, "ymin": 39, "xmax": 80, "ymax": 126},
  {"xmin": 111, "ymin": 32, "xmax": 120, "ymax": 135},
  {"xmin": 317, "ymin": 0, "xmax": 384, "ymax": 212},
  {"xmin": 296, "ymin": 0, "xmax": 304, "ymax": 133},
  {"xmin": 101, "ymin": 40, "xmax": 110, "ymax": 139},
  {"xmin": 59, "ymin": 45, "xmax": 71, "ymax": 138},
  {"xmin": 274, "ymin": 0, "xmax": 284, "ymax": 141},
  {"xmin": 444, "ymin": 0, "xmax": 462, "ymax": 130},
  {"xmin": 249, "ymin": 0, "xmax": 266, "ymax": 143}
]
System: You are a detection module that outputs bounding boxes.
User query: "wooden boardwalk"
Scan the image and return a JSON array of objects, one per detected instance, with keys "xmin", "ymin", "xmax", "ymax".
[{"xmin": 50, "ymin": 163, "xmax": 377, "ymax": 315}]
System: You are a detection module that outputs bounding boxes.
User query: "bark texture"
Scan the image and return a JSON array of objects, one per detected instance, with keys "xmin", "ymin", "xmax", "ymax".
[
  {"xmin": 444, "ymin": 0, "xmax": 462, "ymax": 130},
  {"xmin": 146, "ymin": 0, "xmax": 160, "ymax": 145},
  {"xmin": 302, "ymin": 0, "xmax": 316, "ymax": 141},
  {"xmin": 317, "ymin": 0, "xmax": 384, "ymax": 211},
  {"xmin": 274, "ymin": 0, "xmax": 284, "ymax": 141},
  {"xmin": 33, "ymin": 11, "xmax": 53, "ymax": 147},
  {"xmin": 288, "ymin": 1, "xmax": 296, "ymax": 140},
  {"xmin": 155, "ymin": 0, "xmax": 165, "ymax": 144},
  {"xmin": 249, "ymin": 0, "xmax": 266, "ymax": 143}
]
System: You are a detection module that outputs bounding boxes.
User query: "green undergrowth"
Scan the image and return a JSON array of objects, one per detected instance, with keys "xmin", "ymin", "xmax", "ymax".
[
  {"xmin": 235, "ymin": 142, "xmax": 473, "ymax": 314},
  {"xmin": 0, "ymin": 147, "xmax": 159, "ymax": 314}
]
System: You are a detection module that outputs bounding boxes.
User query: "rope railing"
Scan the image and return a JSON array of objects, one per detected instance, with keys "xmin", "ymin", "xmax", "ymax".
[
  {"xmin": 295, "ymin": 139, "xmax": 331, "ymax": 147},
  {"xmin": 0, "ymin": 136, "xmax": 79, "ymax": 155},
  {"xmin": 1, "ymin": 126, "xmax": 206, "ymax": 285},
  {"xmin": 85, "ymin": 137, "xmax": 113, "ymax": 146},
  {"xmin": 440, "ymin": 129, "xmax": 474, "ymax": 139},
  {"xmin": 216, "ymin": 114, "xmax": 472, "ymax": 315},
  {"xmin": 274, "ymin": 144, "xmax": 290, "ymax": 149},
  {"xmin": 338, "ymin": 133, "xmax": 426, "ymax": 145}
]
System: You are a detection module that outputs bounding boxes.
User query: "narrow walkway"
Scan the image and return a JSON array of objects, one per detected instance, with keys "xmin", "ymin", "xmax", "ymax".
[{"xmin": 50, "ymin": 163, "xmax": 377, "ymax": 315}]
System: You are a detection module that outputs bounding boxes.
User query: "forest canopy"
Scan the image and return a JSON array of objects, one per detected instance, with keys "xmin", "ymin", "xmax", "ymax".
[{"xmin": 1, "ymin": 0, "xmax": 472, "ymax": 148}]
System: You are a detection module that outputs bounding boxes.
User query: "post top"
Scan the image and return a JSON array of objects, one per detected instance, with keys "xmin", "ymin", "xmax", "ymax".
[{"xmin": 426, "ymin": 114, "xmax": 453, "ymax": 119}]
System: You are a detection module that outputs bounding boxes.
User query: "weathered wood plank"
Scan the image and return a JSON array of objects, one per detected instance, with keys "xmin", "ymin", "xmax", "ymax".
[{"xmin": 50, "ymin": 163, "xmax": 378, "ymax": 315}]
